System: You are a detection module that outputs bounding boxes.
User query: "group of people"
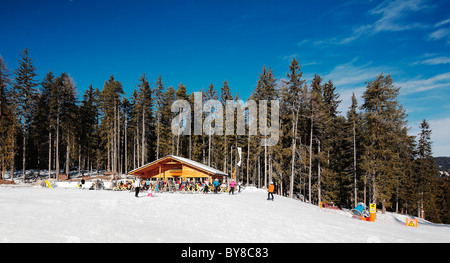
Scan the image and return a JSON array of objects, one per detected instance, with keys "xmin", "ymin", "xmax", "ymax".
[
  {"xmin": 77, "ymin": 178, "xmax": 103, "ymax": 190},
  {"xmin": 112, "ymin": 179, "xmax": 136, "ymax": 191},
  {"xmin": 130, "ymin": 177, "xmax": 243, "ymax": 197},
  {"xmin": 113, "ymin": 176, "xmax": 275, "ymax": 200}
]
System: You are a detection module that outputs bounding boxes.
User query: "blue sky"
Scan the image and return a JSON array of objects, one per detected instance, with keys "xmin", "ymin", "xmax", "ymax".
[{"xmin": 1, "ymin": 0, "xmax": 449, "ymax": 156}]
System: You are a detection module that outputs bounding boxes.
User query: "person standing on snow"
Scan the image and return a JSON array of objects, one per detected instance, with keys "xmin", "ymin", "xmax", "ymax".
[
  {"xmin": 134, "ymin": 177, "xmax": 142, "ymax": 197},
  {"xmin": 80, "ymin": 177, "xmax": 85, "ymax": 189},
  {"xmin": 213, "ymin": 179, "xmax": 220, "ymax": 194},
  {"xmin": 203, "ymin": 179, "xmax": 209, "ymax": 194},
  {"xmin": 229, "ymin": 179, "xmax": 236, "ymax": 195},
  {"xmin": 267, "ymin": 182, "xmax": 274, "ymax": 201}
]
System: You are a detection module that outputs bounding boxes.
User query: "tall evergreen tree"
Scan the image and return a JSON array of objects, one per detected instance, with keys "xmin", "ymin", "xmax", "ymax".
[
  {"xmin": 174, "ymin": 82, "xmax": 189, "ymax": 158},
  {"xmin": 318, "ymin": 80, "xmax": 342, "ymax": 205},
  {"xmin": 361, "ymin": 73, "xmax": 408, "ymax": 212},
  {"xmin": 346, "ymin": 93, "xmax": 362, "ymax": 206},
  {"xmin": 159, "ymin": 86, "xmax": 176, "ymax": 157},
  {"xmin": 416, "ymin": 120, "xmax": 440, "ymax": 221},
  {"xmin": 12, "ymin": 48, "xmax": 39, "ymax": 181},
  {"xmin": 58, "ymin": 73, "xmax": 78, "ymax": 178},
  {"xmin": 99, "ymin": 75, "xmax": 124, "ymax": 173},
  {"xmin": 204, "ymin": 83, "xmax": 219, "ymax": 167},
  {"xmin": 306, "ymin": 74, "xmax": 323, "ymax": 203},
  {"xmin": 30, "ymin": 71, "xmax": 54, "ymax": 172},
  {"xmin": 136, "ymin": 74, "xmax": 153, "ymax": 164},
  {"xmin": 79, "ymin": 84, "xmax": 100, "ymax": 176},
  {"xmin": 0, "ymin": 56, "xmax": 15, "ymax": 179},
  {"xmin": 251, "ymin": 65, "xmax": 277, "ymax": 188},
  {"xmin": 39, "ymin": 71, "xmax": 56, "ymax": 177},
  {"xmin": 154, "ymin": 75, "xmax": 166, "ymax": 160},
  {"xmin": 220, "ymin": 80, "xmax": 233, "ymax": 177},
  {"xmin": 280, "ymin": 58, "xmax": 307, "ymax": 198}
]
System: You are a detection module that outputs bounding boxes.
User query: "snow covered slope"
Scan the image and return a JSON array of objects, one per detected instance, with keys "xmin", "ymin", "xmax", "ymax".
[{"xmin": 0, "ymin": 185, "xmax": 448, "ymax": 243}]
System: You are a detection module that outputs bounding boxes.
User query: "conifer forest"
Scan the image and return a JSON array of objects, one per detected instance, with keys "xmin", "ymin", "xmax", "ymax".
[{"xmin": 0, "ymin": 49, "xmax": 448, "ymax": 224}]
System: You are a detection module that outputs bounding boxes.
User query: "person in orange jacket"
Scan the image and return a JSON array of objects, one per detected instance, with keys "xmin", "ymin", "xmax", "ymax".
[{"xmin": 267, "ymin": 182, "xmax": 274, "ymax": 201}]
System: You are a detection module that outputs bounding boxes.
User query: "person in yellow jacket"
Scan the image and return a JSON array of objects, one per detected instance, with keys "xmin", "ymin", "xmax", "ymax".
[{"xmin": 267, "ymin": 182, "xmax": 274, "ymax": 201}]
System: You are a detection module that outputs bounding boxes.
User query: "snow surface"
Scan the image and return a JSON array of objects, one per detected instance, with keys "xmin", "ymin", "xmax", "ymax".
[{"xmin": 0, "ymin": 185, "xmax": 449, "ymax": 243}]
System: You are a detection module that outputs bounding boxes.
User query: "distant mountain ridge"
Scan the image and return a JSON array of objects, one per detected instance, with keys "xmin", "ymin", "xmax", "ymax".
[{"xmin": 435, "ymin": 157, "xmax": 450, "ymax": 176}]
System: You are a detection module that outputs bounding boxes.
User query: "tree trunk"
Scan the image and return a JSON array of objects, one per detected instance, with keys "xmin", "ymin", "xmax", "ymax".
[
  {"xmin": 264, "ymin": 143, "xmax": 267, "ymax": 188},
  {"xmin": 289, "ymin": 106, "xmax": 299, "ymax": 199},
  {"xmin": 56, "ymin": 114, "xmax": 60, "ymax": 178},
  {"xmin": 156, "ymin": 117, "xmax": 160, "ymax": 160},
  {"xmin": 118, "ymin": 102, "xmax": 121, "ymax": 174},
  {"xmin": 48, "ymin": 131, "xmax": 52, "ymax": 179},
  {"xmin": 142, "ymin": 106, "xmax": 145, "ymax": 165},
  {"xmin": 246, "ymin": 135, "xmax": 250, "ymax": 186},
  {"xmin": 66, "ymin": 137, "xmax": 70, "ymax": 179},
  {"xmin": 308, "ymin": 117, "xmax": 313, "ymax": 203},
  {"xmin": 318, "ymin": 139, "xmax": 321, "ymax": 205},
  {"xmin": 22, "ymin": 128, "xmax": 26, "ymax": 182},
  {"xmin": 125, "ymin": 119, "xmax": 128, "ymax": 175},
  {"xmin": 353, "ymin": 119, "xmax": 357, "ymax": 207},
  {"xmin": 133, "ymin": 130, "xmax": 136, "ymax": 170}
]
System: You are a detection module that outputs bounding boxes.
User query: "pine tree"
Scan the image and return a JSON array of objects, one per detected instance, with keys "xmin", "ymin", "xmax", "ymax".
[
  {"xmin": 204, "ymin": 83, "xmax": 219, "ymax": 167},
  {"xmin": 122, "ymin": 97, "xmax": 132, "ymax": 174},
  {"xmin": 361, "ymin": 73, "xmax": 408, "ymax": 212},
  {"xmin": 416, "ymin": 120, "xmax": 440, "ymax": 221},
  {"xmin": 99, "ymin": 75, "xmax": 124, "ymax": 173},
  {"xmin": 39, "ymin": 71, "xmax": 56, "ymax": 178},
  {"xmin": 159, "ymin": 86, "xmax": 176, "ymax": 157},
  {"xmin": 0, "ymin": 56, "xmax": 15, "ymax": 179},
  {"xmin": 58, "ymin": 73, "xmax": 78, "ymax": 178},
  {"xmin": 346, "ymin": 93, "xmax": 362, "ymax": 206},
  {"xmin": 318, "ymin": 80, "xmax": 342, "ymax": 205},
  {"xmin": 251, "ymin": 65, "xmax": 277, "ymax": 188},
  {"xmin": 79, "ymin": 84, "xmax": 100, "ymax": 176},
  {"xmin": 280, "ymin": 58, "xmax": 307, "ymax": 198},
  {"xmin": 48, "ymin": 72, "xmax": 67, "ymax": 177},
  {"xmin": 395, "ymin": 130, "xmax": 417, "ymax": 214},
  {"xmin": 435, "ymin": 174, "xmax": 450, "ymax": 224},
  {"xmin": 136, "ymin": 74, "xmax": 153, "ymax": 164},
  {"xmin": 154, "ymin": 75, "xmax": 166, "ymax": 160},
  {"xmin": 220, "ymin": 80, "xmax": 233, "ymax": 177},
  {"xmin": 12, "ymin": 48, "xmax": 39, "ymax": 181},
  {"xmin": 130, "ymin": 89, "xmax": 140, "ymax": 169},
  {"xmin": 176, "ymin": 82, "xmax": 190, "ymax": 157},
  {"xmin": 306, "ymin": 74, "xmax": 323, "ymax": 203},
  {"xmin": 190, "ymin": 91, "xmax": 204, "ymax": 163},
  {"xmin": 30, "ymin": 71, "xmax": 54, "ymax": 173}
]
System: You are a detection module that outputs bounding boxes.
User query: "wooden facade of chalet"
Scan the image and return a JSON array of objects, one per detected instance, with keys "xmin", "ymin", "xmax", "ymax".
[{"xmin": 127, "ymin": 155, "xmax": 229, "ymax": 180}]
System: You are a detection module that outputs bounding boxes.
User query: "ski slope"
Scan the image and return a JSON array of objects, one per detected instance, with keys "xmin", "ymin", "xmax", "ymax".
[{"xmin": 0, "ymin": 185, "xmax": 448, "ymax": 243}]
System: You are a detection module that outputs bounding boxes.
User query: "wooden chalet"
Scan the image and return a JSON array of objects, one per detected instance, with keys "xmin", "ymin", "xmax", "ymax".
[{"xmin": 127, "ymin": 155, "xmax": 229, "ymax": 181}]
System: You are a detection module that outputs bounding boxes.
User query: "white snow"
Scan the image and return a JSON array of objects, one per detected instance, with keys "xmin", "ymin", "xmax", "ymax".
[{"xmin": 0, "ymin": 185, "xmax": 449, "ymax": 243}]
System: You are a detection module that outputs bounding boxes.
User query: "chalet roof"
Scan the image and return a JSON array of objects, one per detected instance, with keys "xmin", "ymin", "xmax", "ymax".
[{"xmin": 127, "ymin": 155, "xmax": 229, "ymax": 177}]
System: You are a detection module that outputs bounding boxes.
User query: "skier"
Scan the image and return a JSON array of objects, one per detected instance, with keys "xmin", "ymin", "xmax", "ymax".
[
  {"xmin": 134, "ymin": 177, "xmax": 141, "ymax": 197},
  {"xmin": 213, "ymin": 179, "xmax": 220, "ymax": 194},
  {"xmin": 267, "ymin": 182, "xmax": 274, "ymax": 201},
  {"xmin": 229, "ymin": 179, "xmax": 236, "ymax": 195},
  {"xmin": 80, "ymin": 177, "xmax": 85, "ymax": 189},
  {"xmin": 203, "ymin": 179, "xmax": 209, "ymax": 194}
]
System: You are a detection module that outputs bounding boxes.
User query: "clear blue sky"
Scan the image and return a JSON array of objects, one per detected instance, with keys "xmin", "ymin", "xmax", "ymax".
[{"xmin": 1, "ymin": 0, "xmax": 449, "ymax": 156}]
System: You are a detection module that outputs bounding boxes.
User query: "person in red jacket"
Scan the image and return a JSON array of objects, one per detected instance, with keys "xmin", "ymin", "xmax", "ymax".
[{"xmin": 267, "ymin": 182, "xmax": 274, "ymax": 201}]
